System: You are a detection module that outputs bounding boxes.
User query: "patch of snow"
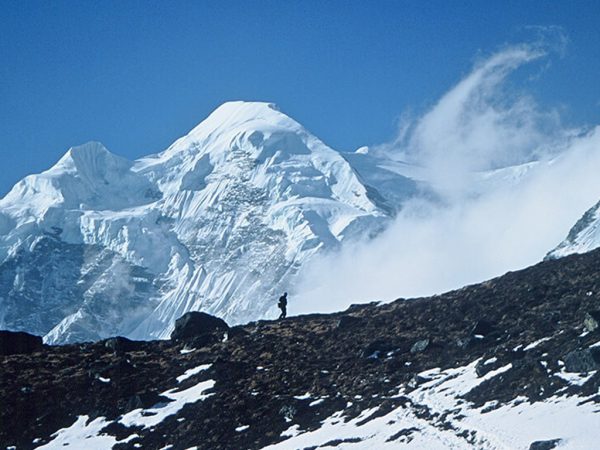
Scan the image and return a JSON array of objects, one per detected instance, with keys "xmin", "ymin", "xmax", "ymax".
[
  {"xmin": 417, "ymin": 367, "xmax": 441, "ymax": 378},
  {"xmin": 120, "ymin": 378, "xmax": 215, "ymax": 429},
  {"xmin": 481, "ymin": 363, "xmax": 513, "ymax": 381},
  {"xmin": 293, "ymin": 392, "xmax": 311, "ymax": 400},
  {"xmin": 281, "ymin": 424, "xmax": 302, "ymax": 438},
  {"xmin": 524, "ymin": 336, "xmax": 552, "ymax": 351},
  {"xmin": 235, "ymin": 425, "xmax": 250, "ymax": 432},
  {"xmin": 176, "ymin": 364, "xmax": 211, "ymax": 383},
  {"xmin": 36, "ymin": 415, "xmax": 117, "ymax": 450},
  {"xmin": 180, "ymin": 347, "xmax": 196, "ymax": 354},
  {"xmin": 555, "ymin": 369, "xmax": 597, "ymax": 386}
]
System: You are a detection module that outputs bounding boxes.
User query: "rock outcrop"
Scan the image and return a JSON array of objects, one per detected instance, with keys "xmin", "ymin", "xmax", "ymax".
[
  {"xmin": 170, "ymin": 311, "xmax": 229, "ymax": 342},
  {"xmin": 584, "ymin": 310, "xmax": 600, "ymax": 332}
]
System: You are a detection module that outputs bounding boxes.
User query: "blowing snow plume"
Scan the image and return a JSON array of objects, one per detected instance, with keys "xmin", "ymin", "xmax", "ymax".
[{"xmin": 295, "ymin": 36, "xmax": 600, "ymax": 314}]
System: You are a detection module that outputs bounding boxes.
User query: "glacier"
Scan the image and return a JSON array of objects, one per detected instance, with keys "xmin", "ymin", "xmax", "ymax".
[{"xmin": 0, "ymin": 101, "xmax": 422, "ymax": 343}]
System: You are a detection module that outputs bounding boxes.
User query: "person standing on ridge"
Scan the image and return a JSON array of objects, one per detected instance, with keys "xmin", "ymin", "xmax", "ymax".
[{"xmin": 278, "ymin": 292, "xmax": 288, "ymax": 319}]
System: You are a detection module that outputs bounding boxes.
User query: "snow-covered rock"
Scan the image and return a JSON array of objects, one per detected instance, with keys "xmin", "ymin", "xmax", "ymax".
[
  {"xmin": 0, "ymin": 101, "xmax": 420, "ymax": 343},
  {"xmin": 547, "ymin": 200, "xmax": 600, "ymax": 259}
]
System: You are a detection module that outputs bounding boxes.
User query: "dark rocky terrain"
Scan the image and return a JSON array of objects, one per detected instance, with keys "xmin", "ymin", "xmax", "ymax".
[{"xmin": 2, "ymin": 249, "xmax": 600, "ymax": 449}]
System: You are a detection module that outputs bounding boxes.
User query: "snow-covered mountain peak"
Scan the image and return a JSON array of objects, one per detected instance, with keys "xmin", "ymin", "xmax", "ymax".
[
  {"xmin": 188, "ymin": 101, "xmax": 292, "ymax": 137},
  {"xmin": 0, "ymin": 140, "xmax": 156, "ymax": 221},
  {"xmin": 53, "ymin": 141, "xmax": 131, "ymax": 175},
  {"xmin": 191, "ymin": 101, "xmax": 288, "ymax": 132},
  {"xmin": 0, "ymin": 102, "xmax": 422, "ymax": 343},
  {"xmin": 138, "ymin": 101, "xmax": 309, "ymax": 167},
  {"xmin": 135, "ymin": 101, "xmax": 381, "ymax": 215}
]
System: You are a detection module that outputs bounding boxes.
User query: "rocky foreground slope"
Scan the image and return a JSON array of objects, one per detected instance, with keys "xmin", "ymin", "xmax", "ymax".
[{"xmin": 2, "ymin": 249, "xmax": 600, "ymax": 449}]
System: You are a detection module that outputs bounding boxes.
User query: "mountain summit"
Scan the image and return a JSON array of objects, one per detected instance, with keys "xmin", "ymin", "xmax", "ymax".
[{"xmin": 0, "ymin": 101, "xmax": 419, "ymax": 343}]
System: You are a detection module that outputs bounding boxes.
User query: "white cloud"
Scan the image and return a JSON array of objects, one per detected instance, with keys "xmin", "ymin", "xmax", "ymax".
[
  {"xmin": 293, "ymin": 38, "xmax": 600, "ymax": 315},
  {"xmin": 380, "ymin": 42, "xmax": 569, "ymax": 200}
]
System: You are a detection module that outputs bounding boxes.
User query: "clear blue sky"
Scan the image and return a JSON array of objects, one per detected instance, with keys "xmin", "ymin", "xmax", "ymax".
[{"xmin": 1, "ymin": 0, "xmax": 599, "ymax": 196}]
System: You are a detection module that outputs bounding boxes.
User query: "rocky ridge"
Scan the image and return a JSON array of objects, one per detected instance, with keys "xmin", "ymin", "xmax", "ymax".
[{"xmin": 2, "ymin": 247, "xmax": 600, "ymax": 449}]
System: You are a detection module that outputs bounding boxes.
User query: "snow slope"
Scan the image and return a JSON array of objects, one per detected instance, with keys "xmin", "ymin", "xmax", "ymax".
[
  {"xmin": 262, "ymin": 360, "xmax": 600, "ymax": 450},
  {"xmin": 547, "ymin": 199, "xmax": 600, "ymax": 259},
  {"xmin": 0, "ymin": 101, "xmax": 420, "ymax": 343}
]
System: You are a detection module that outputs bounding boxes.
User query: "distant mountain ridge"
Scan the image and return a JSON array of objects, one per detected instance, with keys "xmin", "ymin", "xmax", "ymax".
[{"xmin": 0, "ymin": 101, "xmax": 421, "ymax": 343}]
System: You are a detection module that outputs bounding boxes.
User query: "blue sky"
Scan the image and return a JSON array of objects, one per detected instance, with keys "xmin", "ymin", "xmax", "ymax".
[{"xmin": 1, "ymin": 0, "xmax": 599, "ymax": 196}]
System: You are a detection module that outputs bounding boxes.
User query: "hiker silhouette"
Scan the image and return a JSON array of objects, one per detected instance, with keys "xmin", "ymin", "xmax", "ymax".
[{"xmin": 278, "ymin": 292, "xmax": 288, "ymax": 319}]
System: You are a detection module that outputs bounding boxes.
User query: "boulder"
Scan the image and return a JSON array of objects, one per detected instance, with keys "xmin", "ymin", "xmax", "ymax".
[
  {"xmin": 528, "ymin": 439, "xmax": 562, "ymax": 450},
  {"xmin": 103, "ymin": 336, "xmax": 144, "ymax": 353},
  {"xmin": 95, "ymin": 359, "xmax": 137, "ymax": 380},
  {"xmin": 563, "ymin": 348, "xmax": 600, "ymax": 373},
  {"xmin": 470, "ymin": 320, "xmax": 495, "ymax": 337},
  {"xmin": 126, "ymin": 391, "xmax": 171, "ymax": 410},
  {"xmin": 0, "ymin": 330, "xmax": 44, "ymax": 355},
  {"xmin": 584, "ymin": 310, "xmax": 600, "ymax": 332},
  {"xmin": 410, "ymin": 339, "xmax": 430, "ymax": 354},
  {"xmin": 171, "ymin": 311, "xmax": 229, "ymax": 341},
  {"xmin": 407, "ymin": 374, "xmax": 429, "ymax": 388},
  {"xmin": 456, "ymin": 336, "xmax": 481, "ymax": 350},
  {"xmin": 361, "ymin": 339, "xmax": 394, "ymax": 359},
  {"xmin": 279, "ymin": 405, "xmax": 296, "ymax": 422}
]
